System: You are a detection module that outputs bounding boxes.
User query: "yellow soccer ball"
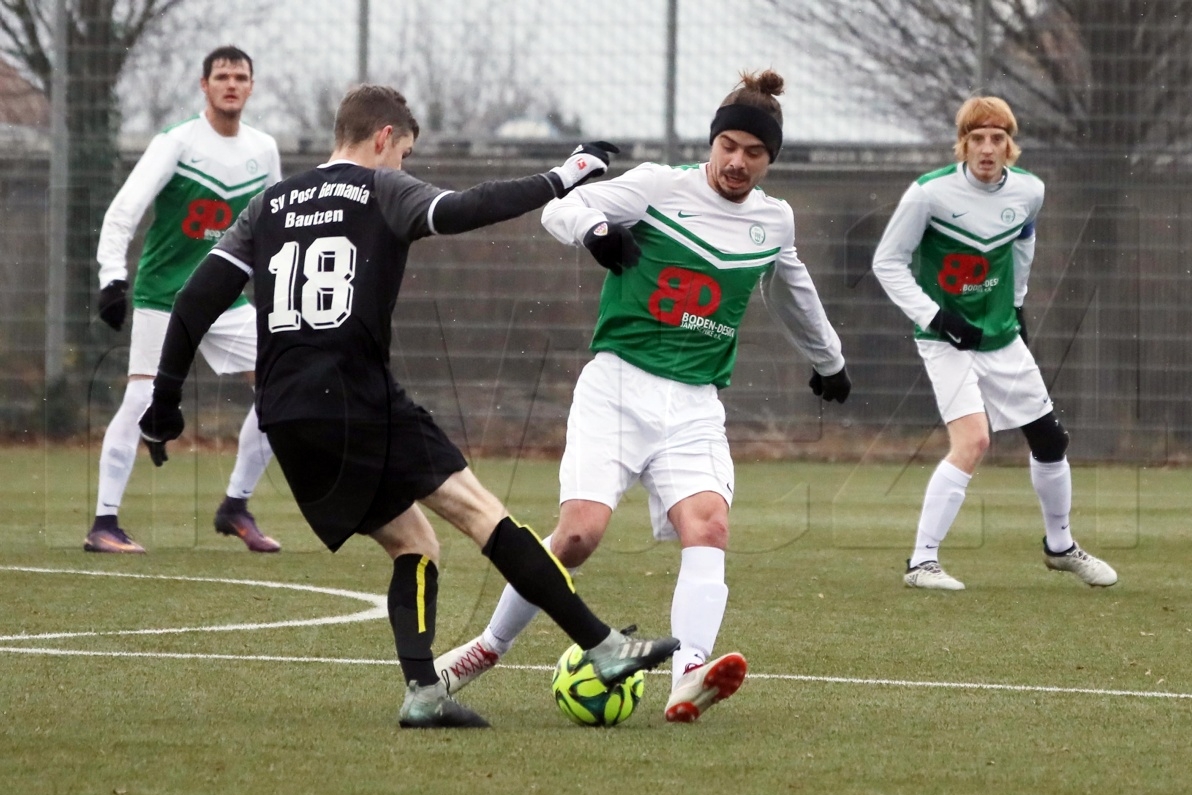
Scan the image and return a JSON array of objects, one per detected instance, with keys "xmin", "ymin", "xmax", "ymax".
[{"xmin": 551, "ymin": 643, "xmax": 645, "ymax": 727}]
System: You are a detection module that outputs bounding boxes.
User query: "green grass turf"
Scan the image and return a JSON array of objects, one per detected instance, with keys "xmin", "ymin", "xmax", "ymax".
[{"xmin": 1, "ymin": 446, "xmax": 1190, "ymax": 794}]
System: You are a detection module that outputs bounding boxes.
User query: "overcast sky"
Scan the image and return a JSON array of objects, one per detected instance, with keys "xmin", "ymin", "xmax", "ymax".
[{"xmin": 119, "ymin": 0, "xmax": 920, "ymax": 145}]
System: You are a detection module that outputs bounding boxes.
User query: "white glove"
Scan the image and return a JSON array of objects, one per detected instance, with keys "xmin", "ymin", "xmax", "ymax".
[{"xmin": 547, "ymin": 141, "xmax": 619, "ymax": 196}]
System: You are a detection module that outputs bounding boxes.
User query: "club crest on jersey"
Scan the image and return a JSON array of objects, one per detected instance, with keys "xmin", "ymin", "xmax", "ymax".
[
  {"xmin": 247, "ymin": 159, "xmax": 259, "ymax": 174},
  {"xmin": 749, "ymin": 224, "xmax": 765, "ymax": 245},
  {"xmin": 1001, "ymin": 207, "xmax": 1016, "ymax": 224}
]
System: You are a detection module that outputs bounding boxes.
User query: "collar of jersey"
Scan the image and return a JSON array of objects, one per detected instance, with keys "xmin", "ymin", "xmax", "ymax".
[{"xmin": 961, "ymin": 163, "xmax": 1007, "ymax": 192}]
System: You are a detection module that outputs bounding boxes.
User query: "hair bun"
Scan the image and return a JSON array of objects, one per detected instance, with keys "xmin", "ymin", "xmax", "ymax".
[{"xmin": 743, "ymin": 69, "xmax": 785, "ymax": 98}]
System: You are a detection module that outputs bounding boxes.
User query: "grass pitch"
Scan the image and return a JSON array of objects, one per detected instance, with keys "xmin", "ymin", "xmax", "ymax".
[{"xmin": 1, "ymin": 446, "xmax": 1190, "ymax": 794}]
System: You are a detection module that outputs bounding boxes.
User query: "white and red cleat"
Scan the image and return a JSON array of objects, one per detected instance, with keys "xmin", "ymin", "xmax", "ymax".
[
  {"xmin": 434, "ymin": 635, "xmax": 500, "ymax": 695},
  {"xmin": 664, "ymin": 651, "xmax": 748, "ymax": 723}
]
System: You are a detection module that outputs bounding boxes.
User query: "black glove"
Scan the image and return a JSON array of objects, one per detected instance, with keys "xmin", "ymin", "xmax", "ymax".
[
  {"xmin": 139, "ymin": 385, "xmax": 184, "ymax": 467},
  {"xmin": 582, "ymin": 222, "xmax": 641, "ymax": 275},
  {"xmin": 928, "ymin": 309, "xmax": 982, "ymax": 351},
  {"xmin": 98, "ymin": 279, "xmax": 129, "ymax": 331},
  {"xmin": 547, "ymin": 141, "xmax": 619, "ymax": 196},
  {"xmin": 809, "ymin": 366, "xmax": 851, "ymax": 404},
  {"xmin": 1015, "ymin": 306, "xmax": 1029, "ymax": 345}
]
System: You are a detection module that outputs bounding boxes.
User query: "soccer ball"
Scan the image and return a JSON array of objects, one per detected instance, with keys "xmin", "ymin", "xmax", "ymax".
[{"xmin": 551, "ymin": 643, "xmax": 644, "ymax": 727}]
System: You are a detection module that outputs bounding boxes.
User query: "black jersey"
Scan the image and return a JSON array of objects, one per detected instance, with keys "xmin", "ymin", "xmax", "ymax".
[
  {"xmin": 158, "ymin": 157, "xmax": 560, "ymax": 428},
  {"xmin": 217, "ymin": 162, "xmax": 444, "ymax": 424}
]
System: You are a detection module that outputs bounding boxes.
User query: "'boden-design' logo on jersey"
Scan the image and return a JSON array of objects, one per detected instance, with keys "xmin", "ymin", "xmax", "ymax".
[
  {"xmin": 648, "ymin": 266, "xmax": 736, "ymax": 340},
  {"xmin": 182, "ymin": 198, "xmax": 234, "ymax": 241},
  {"xmin": 938, "ymin": 252, "xmax": 997, "ymax": 295}
]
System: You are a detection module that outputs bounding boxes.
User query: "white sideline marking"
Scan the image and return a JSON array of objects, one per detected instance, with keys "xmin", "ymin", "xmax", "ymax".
[
  {"xmin": 497, "ymin": 665, "xmax": 1192, "ymax": 700},
  {"xmin": 0, "ymin": 647, "xmax": 397, "ymax": 665},
  {"xmin": 0, "ymin": 566, "xmax": 387, "ymax": 641},
  {"xmin": 2, "ymin": 567, "xmax": 1187, "ymax": 702},
  {"xmin": 0, "ymin": 647, "xmax": 1187, "ymax": 701}
]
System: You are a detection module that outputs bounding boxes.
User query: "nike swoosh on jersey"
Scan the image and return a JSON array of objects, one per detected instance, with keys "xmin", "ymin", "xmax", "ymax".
[
  {"xmin": 946, "ymin": 331, "xmax": 962, "ymax": 343},
  {"xmin": 677, "ymin": 211, "xmax": 699, "ymax": 218}
]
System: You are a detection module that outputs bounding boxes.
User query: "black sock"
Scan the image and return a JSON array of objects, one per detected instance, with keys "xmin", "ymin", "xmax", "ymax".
[
  {"xmin": 388, "ymin": 554, "xmax": 439, "ymax": 686},
  {"xmin": 92, "ymin": 515, "xmax": 118, "ymax": 532},
  {"xmin": 220, "ymin": 496, "xmax": 248, "ymax": 513},
  {"xmin": 481, "ymin": 517, "xmax": 609, "ymax": 649}
]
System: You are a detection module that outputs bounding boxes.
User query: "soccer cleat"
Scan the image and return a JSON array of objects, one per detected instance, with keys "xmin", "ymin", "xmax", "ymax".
[
  {"xmin": 1043, "ymin": 540, "xmax": 1118, "ymax": 587},
  {"xmin": 582, "ymin": 627, "xmax": 681, "ymax": 687},
  {"xmin": 664, "ymin": 651, "xmax": 748, "ymax": 723},
  {"xmin": 435, "ymin": 635, "xmax": 501, "ymax": 695},
  {"xmin": 213, "ymin": 500, "xmax": 281, "ymax": 553},
  {"xmin": 83, "ymin": 525, "xmax": 145, "ymax": 554},
  {"xmin": 397, "ymin": 680, "xmax": 490, "ymax": 729},
  {"xmin": 904, "ymin": 559, "xmax": 965, "ymax": 590}
]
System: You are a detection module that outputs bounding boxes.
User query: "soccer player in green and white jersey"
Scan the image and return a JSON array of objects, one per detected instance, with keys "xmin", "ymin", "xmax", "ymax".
[
  {"xmin": 436, "ymin": 70, "xmax": 851, "ymax": 723},
  {"xmin": 89, "ymin": 46, "xmax": 282, "ymax": 554},
  {"xmin": 872, "ymin": 96, "xmax": 1117, "ymax": 591}
]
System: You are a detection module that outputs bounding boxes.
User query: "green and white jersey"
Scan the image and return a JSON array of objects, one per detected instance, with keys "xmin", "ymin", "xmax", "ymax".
[
  {"xmin": 97, "ymin": 112, "xmax": 282, "ymax": 311},
  {"xmin": 542, "ymin": 162, "xmax": 844, "ymax": 388},
  {"xmin": 872, "ymin": 162, "xmax": 1043, "ymax": 351}
]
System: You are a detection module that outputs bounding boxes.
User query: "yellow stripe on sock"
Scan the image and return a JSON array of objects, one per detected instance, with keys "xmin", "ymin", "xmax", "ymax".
[
  {"xmin": 511, "ymin": 515, "xmax": 575, "ymax": 594},
  {"xmin": 416, "ymin": 556, "xmax": 429, "ymax": 633}
]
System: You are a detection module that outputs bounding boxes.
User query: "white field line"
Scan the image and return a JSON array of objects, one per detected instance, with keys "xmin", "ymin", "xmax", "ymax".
[
  {"xmin": 0, "ymin": 565, "xmax": 387, "ymax": 641},
  {"xmin": 2, "ymin": 566, "xmax": 1188, "ymax": 701},
  {"xmin": 0, "ymin": 651, "xmax": 1187, "ymax": 701}
]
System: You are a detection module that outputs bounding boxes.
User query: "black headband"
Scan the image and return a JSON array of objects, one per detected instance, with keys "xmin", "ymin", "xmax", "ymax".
[{"xmin": 709, "ymin": 103, "xmax": 783, "ymax": 162}]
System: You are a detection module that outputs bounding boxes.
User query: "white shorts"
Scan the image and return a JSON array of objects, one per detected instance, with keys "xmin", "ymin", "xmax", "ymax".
[
  {"xmin": 559, "ymin": 352, "xmax": 734, "ymax": 541},
  {"xmin": 127, "ymin": 304, "xmax": 257, "ymax": 377},
  {"xmin": 917, "ymin": 337, "xmax": 1054, "ymax": 432}
]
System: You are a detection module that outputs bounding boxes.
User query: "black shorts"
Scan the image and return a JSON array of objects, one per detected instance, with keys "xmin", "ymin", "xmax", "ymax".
[{"xmin": 265, "ymin": 398, "xmax": 467, "ymax": 552}]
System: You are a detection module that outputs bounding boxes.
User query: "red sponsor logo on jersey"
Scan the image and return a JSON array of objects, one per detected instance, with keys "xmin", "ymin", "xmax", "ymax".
[
  {"xmin": 648, "ymin": 266, "xmax": 722, "ymax": 325},
  {"xmin": 181, "ymin": 198, "xmax": 234, "ymax": 240},
  {"xmin": 938, "ymin": 253, "xmax": 989, "ymax": 295}
]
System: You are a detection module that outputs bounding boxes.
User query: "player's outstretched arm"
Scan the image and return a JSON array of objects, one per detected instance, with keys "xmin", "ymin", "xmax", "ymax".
[
  {"xmin": 138, "ymin": 253, "xmax": 250, "ymax": 466},
  {"xmin": 427, "ymin": 142, "xmax": 619, "ymax": 236}
]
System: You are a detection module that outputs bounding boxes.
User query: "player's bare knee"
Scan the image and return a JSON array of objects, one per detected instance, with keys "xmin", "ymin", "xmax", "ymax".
[
  {"xmin": 371, "ymin": 507, "xmax": 440, "ymax": 561},
  {"xmin": 948, "ymin": 430, "xmax": 989, "ymax": 472},
  {"xmin": 1021, "ymin": 412, "xmax": 1068, "ymax": 463},
  {"xmin": 679, "ymin": 517, "xmax": 729, "ymax": 549},
  {"xmin": 552, "ymin": 530, "xmax": 600, "ymax": 567},
  {"xmin": 970, "ymin": 430, "xmax": 991, "ymax": 459}
]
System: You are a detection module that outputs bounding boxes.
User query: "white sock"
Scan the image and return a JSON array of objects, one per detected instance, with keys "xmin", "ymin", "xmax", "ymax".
[
  {"xmin": 909, "ymin": 460, "xmax": 972, "ymax": 567},
  {"xmin": 1031, "ymin": 457, "xmax": 1074, "ymax": 553},
  {"xmin": 670, "ymin": 546, "xmax": 728, "ymax": 688},
  {"xmin": 482, "ymin": 533, "xmax": 567, "ymax": 656},
  {"xmin": 96, "ymin": 379, "xmax": 154, "ymax": 517},
  {"xmin": 226, "ymin": 405, "xmax": 273, "ymax": 499}
]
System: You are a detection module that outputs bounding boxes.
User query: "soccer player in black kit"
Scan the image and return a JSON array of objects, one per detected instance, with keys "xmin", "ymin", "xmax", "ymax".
[{"xmin": 138, "ymin": 85, "xmax": 678, "ymax": 729}]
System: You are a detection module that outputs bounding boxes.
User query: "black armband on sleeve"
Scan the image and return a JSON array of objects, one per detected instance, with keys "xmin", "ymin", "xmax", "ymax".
[
  {"xmin": 156, "ymin": 254, "xmax": 251, "ymax": 390},
  {"xmin": 431, "ymin": 174, "xmax": 557, "ymax": 235}
]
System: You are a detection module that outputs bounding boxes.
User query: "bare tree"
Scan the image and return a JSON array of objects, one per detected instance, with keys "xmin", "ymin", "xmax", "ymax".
[
  {"xmin": 0, "ymin": 0, "xmax": 285, "ymax": 431},
  {"xmin": 0, "ymin": 1, "xmax": 196, "ymax": 430},
  {"xmin": 761, "ymin": 0, "xmax": 1192, "ymax": 156},
  {"xmin": 401, "ymin": 5, "xmax": 544, "ymax": 138},
  {"xmin": 765, "ymin": 0, "xmax": 1192, "ymax": 456},
  {"xmin": 269, "ymin": 0, "xmax": 575, "ymax": 142},
  {"xmin": 118, "ymin": 1, "xmax": 279, "ymax": 135}
]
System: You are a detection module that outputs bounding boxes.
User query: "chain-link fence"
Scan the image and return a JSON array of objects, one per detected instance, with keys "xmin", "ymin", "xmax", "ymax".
[{"xmin": 1, "ymin": 0, "xmax": 1189, "ymax": 463}]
